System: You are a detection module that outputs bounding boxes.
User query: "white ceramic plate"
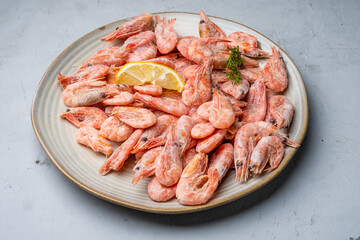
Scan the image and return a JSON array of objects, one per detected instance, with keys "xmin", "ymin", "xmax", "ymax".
[{"xmin": 31, "ymin": 12, "xmax": 308, "ymax": 214}]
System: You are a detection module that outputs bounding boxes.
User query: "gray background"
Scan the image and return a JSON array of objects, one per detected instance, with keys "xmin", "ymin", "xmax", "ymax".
[{"xmin": 1, "ymin": 0, "xmax": 359, "ymax": 239}]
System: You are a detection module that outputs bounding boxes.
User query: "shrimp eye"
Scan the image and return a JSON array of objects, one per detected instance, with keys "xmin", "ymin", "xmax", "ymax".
[
  {"xmin": 115, "ymin": 27, "xmax": 119, "ymax": 30},
  {"xmin": 86, "ymin": 64, "xmax": 91, "ymax": 67},
  {"xmin": 101, "ymin": 93, "xmax": 106, "ymax": 98},
  {"xmin": 200, "ymin": 20, "xmax": 205, "ymax": 24},
  {"xmin": 173, "ymin": 142, "xmax": 179, "ymax": 147},
  {"xmin": 248, "ymin": 164, "xmax": 255, "ymax": 170},
  {"xmin": 175, "ymin": 54, "xmax": 180, "ymax": 59},
  {"xmin": 236, "ymin": 162, "xmax": 243, "ymax": 168},
  {"xmin": 134, "ymin": 166, "xmax": 140, "ymax": 171},
  {"xmin": 66, "ymin": 109, "xmax": 70, "ymax": 112},
  {"xmin": 142, "ymin": 137, "xmax": 148, "ymax": 142}
]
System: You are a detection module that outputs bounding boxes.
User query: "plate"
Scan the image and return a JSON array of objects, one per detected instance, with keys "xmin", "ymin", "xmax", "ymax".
[{"xmin": 31, "ymin": 12, "xmax": 308, "ymax": 214}]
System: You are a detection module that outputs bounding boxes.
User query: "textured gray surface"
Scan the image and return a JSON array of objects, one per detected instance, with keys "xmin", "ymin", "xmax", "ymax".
[{"xmin": 1, "ymin": 0, "xmax": 359, "ymax": 239}]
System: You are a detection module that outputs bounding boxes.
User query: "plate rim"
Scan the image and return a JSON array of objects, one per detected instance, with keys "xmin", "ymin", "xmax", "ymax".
[{"xmin": 31, "ymin": 11, "xmax": 309, "ymax": 214}]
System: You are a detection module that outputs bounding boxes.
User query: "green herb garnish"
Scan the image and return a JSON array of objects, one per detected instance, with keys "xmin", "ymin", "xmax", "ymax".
[{"xmin": 225, "ymin": 46, "xmax": 244, "ymax": 84}]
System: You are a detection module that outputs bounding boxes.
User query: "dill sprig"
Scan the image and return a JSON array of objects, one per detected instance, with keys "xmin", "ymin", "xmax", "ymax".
[{"xmin": 225, "ymin": 46, "xmax": 244, "ymax": 84}]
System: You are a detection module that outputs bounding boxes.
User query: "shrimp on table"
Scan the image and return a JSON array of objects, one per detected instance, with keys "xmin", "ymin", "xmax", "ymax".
[
  {"xmin": 228, "ymin": 32, "xmax": 269, "ymax": 58},
  {"xmin": 263, "ymin": 46, "xmax": 288, "ymax": 92},
  {"xmin": 241, "ymin": 79, "xmax": 267, "ymax": 123},
  {"xmin": 131, "ymin": 114, "xmax": 178, "ymax": 153},
  {"xmin": 62, "ymin": 80, "xmax": 119, "ymax": 107},
  {"xmin": 79, "ymin": 47, "xmax": 125, "ymax": 69},
  {"xmin": 101, "ymin": 13, "xmax": 154, "ymax": 41},
  {"xmin": 60, "ymin": 107, "xmax": 107, "ymax": 129},
  {"xmin": 57, "ymin": 65, "xmax": 110, "ymax": 88},
  {"xmin": 227, "ymin": 31, "xmax": 258, "ymax": 48},
  {"xmin": 111, "ymin": 106, "xmax": 157, "ymax": 128},
  {"xmin": 191, "ymin": 122, "xmax": 215, "ymax": 139},
  {"xmin": 181, "ymin": 65, "xmax": 199, "ymax": 82},
  {"xmin": 132, "ymin": 146, "xmax": 163, "ymax": 185},
  {"xmin": 220, "ymin": 79, "xmax": 250, "ymax": 100},
  {"xmin": 209, "ymin": 143, "xmax": 234, "ymax": 180},
  {"xmin": 176, "ymin": 115, "xmax": 194, "ymax": 156},
  {"xmin": 199, "ymin": 10, "xmax": 226, "ymax": 39},
  {"xmin": 127, "ymin": 42, "xmax": 157, "ymax": 62},
  {"xmin": 208, "ymin": 88, "xmax": 235, "ymax": 129},
  {"xmin": 196, "ymin": 129, "xmax": 227, "ymax": 153},
  {"xmin": 154, "ymin": 16, "xmax": 178, "ymax": 54},
  {"xmin": 176, "ymin": 153, "xmax": 220, "ymax": 205},
  {"xmin": 182, "ymin": 147, "xmax": 196, "ymax": 168},
  {"xmin": 134, "ymin": 92, "xmax": 188, "ymax": 117},
  {"xmin": 148, "ymin": 177, "xmax": 177, "ymax": 202},
  {"xmin": 234, "ymin": 123, "xmax": 270, "ymax": 182},
  {"xmin": 99, "ymin": 116, "xmax": 134, "ymax": 142},
  {"xmin": 155, "ymin": 126, "xmax": 182, "ymax": 186},
  {"xmin": 133, "ymin": 85, "xmax": 163, "ymax": 97},
  {"xmin": 99, "ymin": 129, "xmax": 144, "ymax": 175},
  {"xmin": 75, "ymin": 126, "xmax": 113, "ymax": 156},
  {"xmin": 269, "ymin": 95, "xmax": 294, "ymax": 130},
  {"xmin": 102, "ymin": 91, "xmax": 134, "ymax": 106},
  {"xmin": 182, "ymin": 60, "xmax": 213, "ymax": 107},
  {"xmin": 248, "ymin": 136, "xmax": 284, "ymax": 175}
]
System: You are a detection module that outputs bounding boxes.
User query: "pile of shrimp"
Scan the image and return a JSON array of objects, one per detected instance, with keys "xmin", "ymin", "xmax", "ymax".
[{"xmin": 58, "ymin": 11, "xmax": 299, "ymax": 206}]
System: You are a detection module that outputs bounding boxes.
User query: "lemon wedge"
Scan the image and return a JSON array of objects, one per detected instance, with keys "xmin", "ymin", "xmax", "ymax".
[{"xmin": 115, "ymin": 62, "xmax": 185, "ymax": 92}]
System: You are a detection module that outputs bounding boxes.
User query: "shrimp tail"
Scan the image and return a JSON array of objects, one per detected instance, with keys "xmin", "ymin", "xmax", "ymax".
[
  {"xmin": 168, "ymin": 18, "xmax": 176, "ymax": 27},
  {"xmin": 57, "ymin": 73, "xmax": 73, "ymax": 87}
]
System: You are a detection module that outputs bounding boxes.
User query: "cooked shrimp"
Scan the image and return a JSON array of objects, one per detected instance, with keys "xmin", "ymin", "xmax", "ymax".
[
  {"xmin": 135, "ymin": 149, "xmax": 147, "ymax": 162},
  {"xmin": 220, "ymin": 79, "xmax": 250, "ymax": 100},
  {"xmin": 160, "ymin": 52, "xmax": 196, "ymax": 73},
  {"xmin": 60, "ymin": 107, "xmax": 107, "ymax": 129},
  {"xmin": 227, "ymin": 95, "xmax": 245, "ymax": 116},
  {"xmin": 181, "ymin": 64, "xmax": 199, "ymax": 81},
  {"xmin": 197, "ymin": 101, "xmax": 212, "ymax": 121},
  {"xmin": 79, "ymin": 47, "xmax": 125, "ymax": 69},
  {"xmin": 242, "ymin": 55, "xmax": 260, "ymax": 68},
  {"xmin": 228, "ymin": 42, "xmax": 269, "ymax": 58},
  {"xmin": 187, "ymin": 38, "xmax": 230, "ymax": 69},
  {"xmin": 62, "ymin": 80, "xmax": 119, "ymax": 107},
  {"xmin": 132, "ymin": 146, "xmax": 163, "ymax": 185},
  {"xmin": 111, "ymin": 106, "xmax": 157, "ymax": 128},
  {"xmin": 177, "ymin": 36, "xmax": 198, "ymax": 59},
  {"xmin": 182, "ymin": 60, "xmax": 213, "ymax": 107},
  {"xmin": 265, "ymin": 89, "xmax": 275, "ymax": 122},
  {"xmin": 75, "ymin": 126, "xmax": 113, "ymax": 156},
  {"xmin": 159, "ymin": 90, "xmax": 182, "ymax": 101},
  {"xmin": 176, "ymin": 153, "xmax": 220, "ymax": 205},
  {"xmin": 199, "ymin": 10, "xmax": 226, "ymax": 39},
  {"xmin": 155, "ymin": 126, "xmax": 182, "ymax": 186},
  {"xmin": 191, "ymin": 122, "xmax": 215, "ymax": 139},
  {"xmin": 249, "ymin": 136, "xmax": 284, "ymax": 174},
  {"xmin": 99, "ymin": 129, "xmax": 144, "ymax": 175},
  {"xmin": 133, "ymin": 85, "xmax": 163, "ymax": 97},
  {"xmin": 234, "ymin": 122, "xmax": 270, "ymax": 182},
  {"xmin": 127, "ymin": 42, "xmax": 158, "ymax": 62},
  {"xmin": 101, "ymin": 13, "xmax": 154, "ymax": 41},
  {"xmin": 99, "ymin": 116, "xmax": 134, "ymax": 142},
  {"xmin": 102, "ymin": 91, "xmax": 134, "ymax": 106},
  {"xmin": 269, "ymin": 95, "xmax": 294, "ymax": 130},
  {"xmin": 239, "ymin": 68, "xmax": 264, "ymax": 83},
  {"xmin": 227, "ymin": 31, "xmax": 258, "ymax": 48},
  {"xmin": 241, "ymin": 79, "xmax": 266, "ymax": 123},
  {"xmin": 196, "ymin": 129, "xmax": 227, "ymax": 153},
  {"xmin": 254, "ymin": 121, "xmax": 299, "ymax": 148},
  {"xmin": 176, "ymin": 115, "xmax": 194, "ymax": 156},
  {"xmin": 154, "ymin": 16, "xmax": 178, "ymax": 54},
  {"xmin": 188, "ymin": 106, "xmax": 206, "ymax": 124},
  {"xmin": 134, "ymin": 92, "xmax": 188, "ymax": 117},
  {"xmin": 182, "ymin": 147, "xmax": 196, "ymax": 168},
  {"xmin": 209, "ymin": 143, "xmax": 234, "ymax": 180},
  {"xmin": 131, "ymin": 114, "xmax": 178, "ymax": 153},
  {"xmin": 116, "ymin": 31, "xmax": 155, "ymax": 60},
  {"xmin": 225, "ymin": 120, "xmax": 245, "ymax": 140},
  {"xmin": 148, "ymin": 177, "xmax": 177, "ymax": 202},
  {"xmin": 57, "ymin": 65, "xmax": 110, "ymax": 87},
  {"xmin": 211, "ymin": 70, "xmax": 228, "ymax": 85},
  {"xmin": 208, "ymin": 88, "xmax": 235, "ymax": 129},
  {"xmin": 144, "ymin": 57, "xmax": 175, "ymax": 69},
  {"xmin": 263, "ymin": 46, "xmax": 288, "ymax": 92}
]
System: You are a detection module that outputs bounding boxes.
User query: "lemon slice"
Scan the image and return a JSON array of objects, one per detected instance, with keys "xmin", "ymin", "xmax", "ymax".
[{"xmin": 115, "ymin": 62, "xmax": 185, "ymax": 92}]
